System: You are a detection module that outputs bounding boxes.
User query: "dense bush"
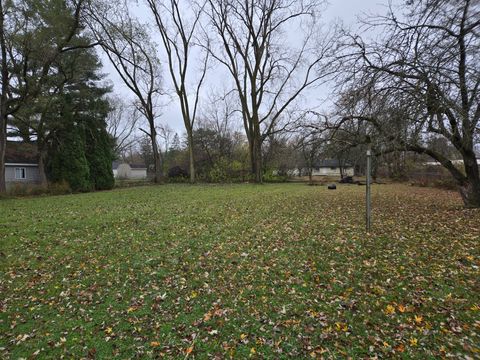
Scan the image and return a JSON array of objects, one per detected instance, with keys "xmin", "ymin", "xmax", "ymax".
[
  {"xmin": 168, "ymin": 166, "xmax": 189, "ymax": 180},
  {"xmin": 263, "ymin": 169, "xmax": 288, "ymax": 183},
  {"xmin": 7, "ymin": 181, "xmax": 72, "ymax": 197}
]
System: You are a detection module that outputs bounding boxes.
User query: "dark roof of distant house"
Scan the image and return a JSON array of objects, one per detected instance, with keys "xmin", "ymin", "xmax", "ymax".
[
  {"xmin": 5, "ymin": 141, "xmax": 38, "ymax": 164},
  {"xmin": 313, "ymin": 159, "xmax": 353, "ymax": 168},
  {"xmin": 112, "ymin": 161, "xmax": 147, "ymax": 170}
]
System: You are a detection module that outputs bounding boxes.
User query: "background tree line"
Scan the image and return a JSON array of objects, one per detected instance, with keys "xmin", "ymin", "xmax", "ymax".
[{"xmin": 0, "ymin": 0, "xmax": 479, "ymax": 207}]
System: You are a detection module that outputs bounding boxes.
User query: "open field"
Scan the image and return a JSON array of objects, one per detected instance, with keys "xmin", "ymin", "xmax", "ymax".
[{"xmin": 0, "ymin": 184, "xmax": 479, "ymax": 358}]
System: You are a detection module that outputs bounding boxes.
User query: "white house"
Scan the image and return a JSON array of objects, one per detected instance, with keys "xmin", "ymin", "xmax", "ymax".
[
  {"xmin": 423, "ymin": 158, "xmax": 480, "ymax": 166},
  {"xmin": 310, "ymin": 159, "xmax": 354, "ymax": 177},
  {"xmin": 287, "ymin": 159, "xmax": 355, "ymax": 177},
  {"xmin": 112, "ymin": 161, "xmax": 147, "ymax": 179}
]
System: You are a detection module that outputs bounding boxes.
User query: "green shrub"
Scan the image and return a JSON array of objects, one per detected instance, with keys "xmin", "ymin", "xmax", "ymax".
[
  {"xmin": 6, "ymin": 182, "xmax": 72, "ymax": 197},
  {"xmin": 263, "ymin": 169, "xmax": 288, "ymax": 183},
  {"xmin": 48, "ymin": 181, "xmax": 72, "ymax": 195},
  {"xmin": 208, "ymin": 159, "xmax": 230, "ymax": 183}
]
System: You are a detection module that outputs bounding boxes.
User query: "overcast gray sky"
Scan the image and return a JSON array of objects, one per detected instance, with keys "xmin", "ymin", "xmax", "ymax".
[{"xmin": 101, "ymin": 0, "xmax": 400, "ymax": 135}]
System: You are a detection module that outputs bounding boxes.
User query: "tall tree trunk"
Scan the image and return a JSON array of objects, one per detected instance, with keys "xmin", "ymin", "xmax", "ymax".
[
  {"xmin": 151, "ymin": 141, "xmax": 162, "ymax": 183},
  {"xmin": 0, "ymin": 0, "xmax": 8, "ymax": 194},
  {"xmin": 38, "ymin": 148, "xmax": 48, "ymax": 187},
  {"xmin": 149, "ymin": 122, "xmax": 162, "ymax": 184},
  {"xmin": 0, "ymin": 119, "xmax": 5, "ymax": 194},
  {"xmin": 0, "ymin": 0, "xmax": 7, "ymax": 194},
  {"xmin": 187, "ymin": 129, "xmax": 195, "ymax": 183},
  {"xmin": 248, "ymin": 137, "xmax": 255, "ymax": 179},
  {"xmin": 253, "ymin": 136, "xmax": 263, "ymax": 183},
  {"xmin": 459, "ymin": 151, "xmax": 480, "ymax": 208}
]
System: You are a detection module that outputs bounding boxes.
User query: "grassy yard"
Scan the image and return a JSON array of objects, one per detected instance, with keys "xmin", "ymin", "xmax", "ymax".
[{"xmin": 0, "ymin": 184, "xmax": 479, "ymax": 359}]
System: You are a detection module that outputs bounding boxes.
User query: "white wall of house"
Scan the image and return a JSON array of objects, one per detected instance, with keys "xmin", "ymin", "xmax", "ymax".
[
  {"xmin": 424, "ymin": 159, "xmax": 480, "ymax": 166},
  {"xmin": 130, "ymin": 168, "xmax": 147, "ymax": 179},
  {"xmin": 311, "ymin": 167, "xmax": 354, "ymax": 177},
  {"xmin": 114, "ymin": 163, "xmax": 147, "ymax": 179}
]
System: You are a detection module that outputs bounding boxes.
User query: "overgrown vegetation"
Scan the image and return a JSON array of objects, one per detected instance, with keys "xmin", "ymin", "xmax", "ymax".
[{"xmin": 1, "ymin": 184, "xmax": 478, "ymax": 358}]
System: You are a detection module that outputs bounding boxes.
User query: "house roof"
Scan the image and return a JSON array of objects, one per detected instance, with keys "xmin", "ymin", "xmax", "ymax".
[
  {"xmin": 313, "ymin": 159, "xmax": 353, "ymax": 168},
  {"xmin": 5, "ymin": 141, "xmax": 38, "ymax": 164}
]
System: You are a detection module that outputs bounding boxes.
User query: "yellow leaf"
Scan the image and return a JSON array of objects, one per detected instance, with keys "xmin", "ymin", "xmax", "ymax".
[
  {"xmin": 127, "ymin": 307, "xmax": 136, "ymax": 313},
  {"xmin": 414, "ymin": 315, "xmax": 423, "ymax": 324},
  {"xmin": 105, "ymin": 327, "xmax": 113, "ymax": 334},
  {"xmin": 409, "ymin": 337, "xmax": 418, "ymax": 347},
  {"xmin": 398, "ymin": 304, "xmax": 406, "ymax": 313},
  {"xmin": 150, "ymin": 341, "xmax": 160, "ymax": 347},
  {"xmin": 385, "ymin": 305, "xmax": 396, "ymax": 315},
  {"xmin": 471, "ymin": 304, "xmax": 480, "ymax": 311},
  {"xmin": 240, "ymin": 333, "xmax": 248, "ymax": 340},
  {"xmin": 185, "ymin": 346, "xmax": 194, "ymax": 355}
]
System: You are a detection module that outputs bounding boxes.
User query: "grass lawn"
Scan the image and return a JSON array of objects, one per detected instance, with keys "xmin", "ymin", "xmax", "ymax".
[{"xmin": 1, "ymin": 183, "xmax": 479, "ymax": 358}]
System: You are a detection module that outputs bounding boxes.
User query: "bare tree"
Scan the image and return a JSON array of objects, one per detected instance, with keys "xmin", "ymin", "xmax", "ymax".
[
  {"xmin": 86, "ymin": 1, "xmax": 164, "ymax": 182},
  {"xmin": 146, "ymin": 0, "xmax": 209, "ymax": 183},
  {"xmin": 206, "ymin": 0, "xmax": 335, "ymax": 183},
  {"xmin": 336, "ymin": 0, "xmax": 480, "ymax": 207},
  {"xmin": 106, "ymin": 97, "xmax": 139, "ymax": 157},
  {"xmin": 295, "ymin": 128, "xmax": 325, "ymax": 184}
]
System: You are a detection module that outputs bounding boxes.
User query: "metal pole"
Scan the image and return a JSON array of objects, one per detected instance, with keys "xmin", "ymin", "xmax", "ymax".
[{"xmin": 366, "ymin": 145, "xmax": 372, "ymax": 232}]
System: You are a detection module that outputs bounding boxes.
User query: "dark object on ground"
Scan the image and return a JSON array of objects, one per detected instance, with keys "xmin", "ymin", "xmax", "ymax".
[
  {"xmin": 339, "ymin": 176, "xmax": 354, "ymax": 184},
  {"xmin": 168, "ymin": 166, "xmax": 189, "ymax": 178},
  {"xmin": 328, "ymin": 184, "xmax": 337, "ymax": 190}
]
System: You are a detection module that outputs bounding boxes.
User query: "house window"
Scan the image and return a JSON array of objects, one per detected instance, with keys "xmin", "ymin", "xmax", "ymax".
[{"xmin": 15, "ymin": 167, "xmax": 26, "ymax": 180}]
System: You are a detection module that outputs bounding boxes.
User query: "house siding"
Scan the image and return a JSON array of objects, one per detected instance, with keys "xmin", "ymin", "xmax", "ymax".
[
  {"xmin": 311, "ymin": 167, "xmax": 354, "ymax": 177},
  {"xmin": 5, "ymin": 164, "xmax": 41, "ymax": 189},
  {"xmin": 113, "ymin": 163, "xmax": 147, "ymax": 179},
  {"xmin": 130, "ymin": 169, "xmax": 147, "ymax": 179}
]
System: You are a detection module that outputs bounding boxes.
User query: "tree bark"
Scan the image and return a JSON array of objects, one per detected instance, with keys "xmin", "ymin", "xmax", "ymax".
[
  {"xmin": 149, "ymin": 124, "xmax": 162, "ymax": 184},
  {"xmin": 0, "ymin": 119, "xmax": 5, "ymax": 194},
  {"xmin": 37, "ymin": 148, "xmax": 48, "ymax": 187},
  {"xmin": 252, "ymin": 135, "xmax": 263, "ymax": 183},
  {"xmin": 185, "ymin": 129, "xmax": 195, "ymax": 183},
  {"xmin": 458, "ymin": 151, "xmax": 480, "ymax": 208},
  {"xmin": 0, "ymin": 0, "xmax": 7, "ymax": 194}
]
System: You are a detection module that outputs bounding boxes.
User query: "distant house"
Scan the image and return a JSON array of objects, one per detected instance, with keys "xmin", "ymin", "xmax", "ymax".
[
  {"xmin": 4, "ymin": 142, "xmax": 41, "ymax": 189},
  {"xmin": 112, "ymin": 161, "xmax": 147, "ymax": 180},
  {"xmin": 287, "ymin": 159, "xmax": 355, "ymax": 177},
  {"xmin": 423, "ymin": 158, "xmax": 480, "ymax": 166},
  {"xmin": 310, "ymin": 159, "xmax": 354, "ymax": 177}
]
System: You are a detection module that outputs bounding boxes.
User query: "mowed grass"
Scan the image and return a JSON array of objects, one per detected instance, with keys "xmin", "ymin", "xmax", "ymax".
[{"xmin": 0, "ymin": 183, "xmax": 479, "ymax": 359}]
